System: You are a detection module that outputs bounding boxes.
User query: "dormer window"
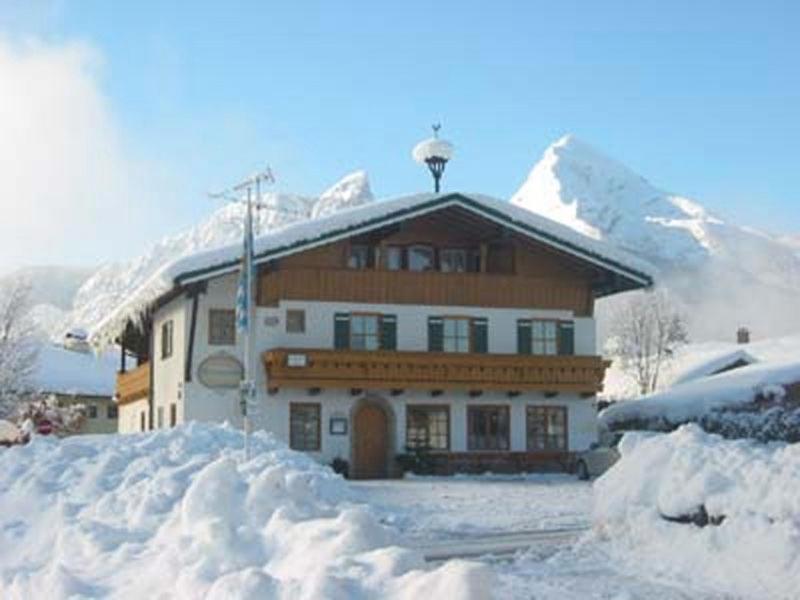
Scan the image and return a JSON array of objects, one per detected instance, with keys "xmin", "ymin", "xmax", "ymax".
[{"xmin": 408, "ymin": 245, "xmax": 434, "ymax": 271}]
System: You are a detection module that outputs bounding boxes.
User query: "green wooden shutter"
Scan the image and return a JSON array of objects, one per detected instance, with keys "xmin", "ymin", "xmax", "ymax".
[
  {"xmin": 428, "ymin": 317, "xmax": 444, "ymax": 352},
  {"xmin": 472, "ymin": 318, "xmax": 488, "ymax": 354},
  {"xmin": 558, "ymin": 321, "xmax": 575, "ymax": 355},
  {"xmin": 517, "ymin": 319, "xmax": 532, "ymax": 354},
  {"xmin": 334, "ymin": 313, "xmax": 350, "ymax": 349},
  {"xmin": 381, "ymin": 315, "xmax": 397, "ymax": 350}
]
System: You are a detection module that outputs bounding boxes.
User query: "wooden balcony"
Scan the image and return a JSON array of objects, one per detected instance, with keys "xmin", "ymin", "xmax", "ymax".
[
  {"xmin": 263, "ymin": 349, "xmax": 608, "ymax": 394},
  {"xmin": 258, "ymin": 268, "xmax": 593, "ymax": 316},
  {"xmin": 116, "ymin": 361, "xmax": 151, "ymax": 405}
]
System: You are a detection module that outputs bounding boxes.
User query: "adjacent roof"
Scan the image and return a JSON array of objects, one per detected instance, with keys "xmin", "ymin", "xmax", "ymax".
[
  {"xmin": 32, "ymin": 345, "xmax": 118, "ymax": 397},
  {"xmin": 90, "ymin": 192, "xmax": 655, "ymax": 347},
  {"xmin": 600, "ymin": 360, "xmax": 800, "ymax": 427},
  {"xmin": 671, "ymin": 348, "xmax": 758, "ymax": 387}
]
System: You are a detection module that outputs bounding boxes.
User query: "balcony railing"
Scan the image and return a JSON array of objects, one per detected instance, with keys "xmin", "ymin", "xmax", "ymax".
[
  {"xmin": 263, "ymin": 349, "xmax": 608, "ymax": 394},
  {"xmin": 116, "ymin": 361, "xmax": 151, "ymax": 405}
]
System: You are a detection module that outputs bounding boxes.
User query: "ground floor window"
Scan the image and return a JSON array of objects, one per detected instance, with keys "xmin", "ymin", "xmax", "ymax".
[
  {"xmin": 107, "ymin": 404, "xmax": 118, "ymax": 419},
  {"xmin": 467, "ymin": 405, "xmax": 510, "ymax": 451},
  {"xmin": 87, "ymin": 405, "xmax": 98, "ymax": 419},
  {"xmin": 406, "ymin": 405, "xmax": 450, "ymax": 451},
  {"xmin": 526, "ymin": 406, "xmax": 568, "ymax": 451},
  {"xmin": 290, "ymin": 403, "xmax": 321, "ymax": 451},
  {"xmin": 169, "ymin": 403, "xmax": 177, "ymax": 427}
]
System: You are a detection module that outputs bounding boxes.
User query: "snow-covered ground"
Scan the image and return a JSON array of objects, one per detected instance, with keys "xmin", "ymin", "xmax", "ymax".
[
  {"xmin": 353, "ymin": 474, "xmax": 591, "ymax": 540},
  {"xmin": 0, "ymin": 425, "xmax": 492, "ymax": 599},
  {"xmin": 355, "ymin": 476, "xmax": 720, "ymax": 599},
  {"xmin": 2, "ymin": 423, "xmax": 793, "ymax": 598}
]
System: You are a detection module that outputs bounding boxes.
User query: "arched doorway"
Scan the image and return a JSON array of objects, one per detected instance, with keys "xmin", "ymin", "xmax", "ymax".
[{"xmin": 352, "ymin": 398, "xmax": 392, "ymax": 479}]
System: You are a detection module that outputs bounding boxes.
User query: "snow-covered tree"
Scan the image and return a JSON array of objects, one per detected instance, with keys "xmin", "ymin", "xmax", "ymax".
[
  {"xmin": 606, "ymin": 289, "xmax": 688, "ymax": 395},
  {"xmin": 0, "ymin": 278, "xmax": 39, "ymax": 418}
]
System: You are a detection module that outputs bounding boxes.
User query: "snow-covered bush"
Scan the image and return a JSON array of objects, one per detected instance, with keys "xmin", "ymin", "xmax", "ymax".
[
  {"xmin": 12, "ymin": 394, "xmax": 86, "ymax": 436},
  {"xmin": 594, "ymin": 425, "xmax": 800, "ymax": 599},
  {"xmin": 0, "ymin": 423, "xmax": 493, "ymax": 599}
]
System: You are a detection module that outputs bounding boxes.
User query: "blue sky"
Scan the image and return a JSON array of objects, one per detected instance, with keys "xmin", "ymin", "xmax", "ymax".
[{"xmin": 0, "ymin": 1, "xmax": 798, "ymax": 270}]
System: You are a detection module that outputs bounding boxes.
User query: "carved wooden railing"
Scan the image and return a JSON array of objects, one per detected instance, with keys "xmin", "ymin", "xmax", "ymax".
[
  {"xmin": 116, "ymin": 361, "xmax": 151, "ymax": 405},
  {"xmin": 263, "ymin": 349, "xmax": 608, "ymax": 394}
]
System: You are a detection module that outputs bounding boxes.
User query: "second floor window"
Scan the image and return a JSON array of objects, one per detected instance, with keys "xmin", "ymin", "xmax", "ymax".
[
  {"xmin": 161, "ymin": 320, "xmax": 174, "ymax": 360},
  {"xmin": 428, "ymin": 316, "xmax": 488, "ymax": 353},
  {"xmin": 517, "ymin": 319, "xmax": 574, "ymax": 356},
  {"xmin": 209, "ymin": 309, "xmax": 235, "ymax": 345},
  {"xmin": 334, "ymin": 313, "xmax": 397, "ymax": 351}
]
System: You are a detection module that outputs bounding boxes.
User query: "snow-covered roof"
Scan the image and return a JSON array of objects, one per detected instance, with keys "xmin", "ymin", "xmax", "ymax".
[
  {"xmin": 600, "ymin": 360, "xmax": 800, "ymax": 427},
  {"xmin": 90, "ymin": 192, "xmax": 655, "ymax": 347},
  {"xmin": 670, "ymin": 348, "xmax": 758, "ymax": 387},
  {"xmin": 412, "ymin": 137, "xmax": 454, "ymax": 163},
  {"xmin": 32, "ymin": 344, "xmax": 118, "ymax": 397}
]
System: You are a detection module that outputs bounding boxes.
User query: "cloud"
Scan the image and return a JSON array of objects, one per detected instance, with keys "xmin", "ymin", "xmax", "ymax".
[{"xmin": 0, "ymin": 36, "xmax": 172, "ymax": 273}]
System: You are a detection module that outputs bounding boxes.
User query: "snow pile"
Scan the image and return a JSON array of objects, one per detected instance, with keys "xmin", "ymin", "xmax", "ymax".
[
  {"xmin": 594, "ymin": 425, "xmax": 800, "ymax": 599},
  {"xmin": 601, "ymin": 360, "xmax": 800, "ymax": 428},
  {"xmin": 0, "ymin": 423, "xmax": 492, "ymax": 599},
  {"xmin": 0, "ymin": 419, "xmax": 20, "ymax": 444}
]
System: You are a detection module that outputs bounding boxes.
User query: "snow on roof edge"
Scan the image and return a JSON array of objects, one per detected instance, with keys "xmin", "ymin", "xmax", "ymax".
[{"xmin": 90, "ymin": 192, "xmax": 655, "ymax": 348}]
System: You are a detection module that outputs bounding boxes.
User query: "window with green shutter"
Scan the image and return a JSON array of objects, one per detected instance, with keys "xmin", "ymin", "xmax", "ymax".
[
  {"xmin": 428, "ymin": 317, "xmax": 444, "ymax": 351},
  {"xmin": 334, "ymin": 313, "xmax": 350, "ymax": 349},
  {"xmin": 517, "ymin": 319, "xmax": 532, "ymax": 354},
  {"xmin": 558, "ymin": 321, "xmax": 575, "ymax": 355},
  {"xmin": 472, "ymin": 318, "xmax": 488, "ymax": 353},
  {"xmin": 381, "ymin": 315, "xmax": 397, "ymax": 350}
]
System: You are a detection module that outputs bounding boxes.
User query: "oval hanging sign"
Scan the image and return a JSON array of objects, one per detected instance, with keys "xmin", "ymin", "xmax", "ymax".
[{"xmin": 197, "ymin": 353, "xmax": 244, "ymax": 390}]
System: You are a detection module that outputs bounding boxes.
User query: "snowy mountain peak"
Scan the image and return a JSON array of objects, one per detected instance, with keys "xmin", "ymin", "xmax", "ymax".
[
  {"xmin": 312, "ymin": 170, "xmax": 374, "ymax": 218},
  {"xmin": 511, "ymin": 135, "xmax": 714, "ymax": 265}
]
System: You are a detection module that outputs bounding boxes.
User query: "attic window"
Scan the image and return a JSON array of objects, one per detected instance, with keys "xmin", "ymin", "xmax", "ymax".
[
  {"xmin": 348, "ymin": 245, "xmax": 372, "ymax": 269},
  {"xmin": 408, "ymin": 245, "xmax": 434, "ymax": 271}
]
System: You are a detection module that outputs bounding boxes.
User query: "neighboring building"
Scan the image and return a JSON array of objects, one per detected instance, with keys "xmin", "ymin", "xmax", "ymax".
[
  {"xmin": 601, "ymin": 360, "xmax": 800, "ymax": 435},
  {"xmin": 670, "ymin": 348, "xmax": 759, "ymax": 387},
  {"xmin": 30, "ymin": 340, "xmax": 119, "ymax": 435},
  {"xmin": 93, "ymin": 192, "xmax": 652, "ymax": 476}
]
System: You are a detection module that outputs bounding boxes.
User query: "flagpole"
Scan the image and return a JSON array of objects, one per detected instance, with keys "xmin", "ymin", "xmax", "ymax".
[{"xmin": 242, "ymin": 183, "xmax": 253, "ymax": 461}]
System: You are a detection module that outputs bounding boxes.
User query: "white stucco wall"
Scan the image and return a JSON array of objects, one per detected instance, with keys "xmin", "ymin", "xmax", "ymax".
[
  {"xmin": 118, "ymin": 398, "xmax": 149, "ymax": 434},
  {"xmin": 151, "ymin": 295, "xmax": 187, "ymax": 429},
  {"xmin": 150, "ymin": 271, "xmax": 600, "ymax": 465}
]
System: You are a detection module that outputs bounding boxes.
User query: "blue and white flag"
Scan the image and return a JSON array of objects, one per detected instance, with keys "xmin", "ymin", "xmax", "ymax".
[{"xmin": 235, "ymin": 203, "xmax": 254, "ymax": 332}]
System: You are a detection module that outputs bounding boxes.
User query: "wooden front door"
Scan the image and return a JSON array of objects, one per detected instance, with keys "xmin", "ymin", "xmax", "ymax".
[{"xmin": 353, "ymin": 404, "xmax": 389, "ymax": 479}]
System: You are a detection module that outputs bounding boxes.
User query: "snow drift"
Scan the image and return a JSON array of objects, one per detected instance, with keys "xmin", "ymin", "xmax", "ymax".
[
  {"xmin": 594, "ymin": 425, "xmax": 800, "ymax": 599},
  {"xmin": 0, "ymin": 424, "xmax": 492, "ymax": 599}
]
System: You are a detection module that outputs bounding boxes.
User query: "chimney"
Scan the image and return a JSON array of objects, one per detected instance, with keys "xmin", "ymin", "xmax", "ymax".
[{"xmin": 737, "ymin": 327, "xmax": 750, "ymax": 345}]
